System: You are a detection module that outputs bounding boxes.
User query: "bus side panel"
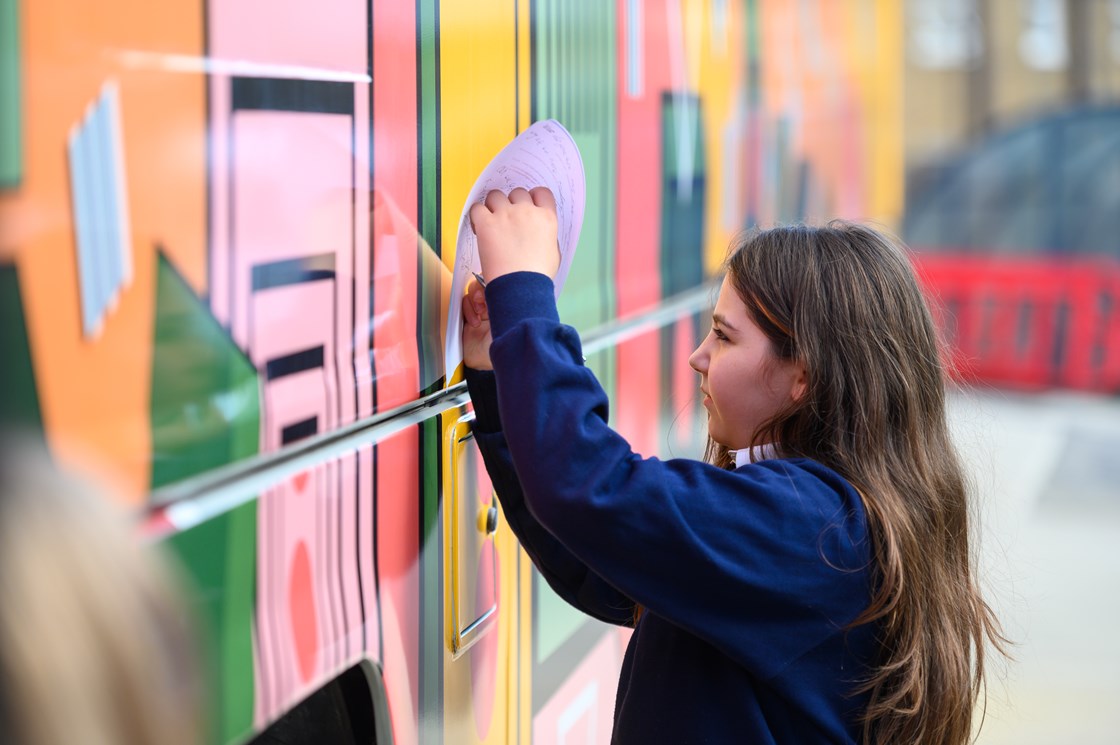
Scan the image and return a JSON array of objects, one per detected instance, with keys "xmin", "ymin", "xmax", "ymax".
[
  {"xmin": 436, "ymin": 1, "xmax": 519, "ymax": 742},
  {"xmin": 0, "ymin": 2, "xmax": 906, "ymax": 744}
]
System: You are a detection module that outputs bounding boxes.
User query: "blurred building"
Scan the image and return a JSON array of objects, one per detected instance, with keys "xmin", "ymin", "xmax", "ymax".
[
  {"xmin": 905, "ymin": 0, "xmax": 1120, "ymax": 178},
  {"xmin": 901, "ymin": 1, "xmax": 1120, "ymax": 395}
]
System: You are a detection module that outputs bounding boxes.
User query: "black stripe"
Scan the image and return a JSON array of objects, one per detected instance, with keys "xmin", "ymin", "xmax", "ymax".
[
  {"xmin": 265, "ymin": 346, "xmax": 325, "ymax": 380},
  {"xmin": 231, "ymin": 77, "xmax": 355, "ymax": 115},
  {"xmin": 251, "ymin": 254, "xmax": 336, "ymax": 291},
  {"xmin": 281, "ymin": 416, "xmax": 319, "ymax": 444}
]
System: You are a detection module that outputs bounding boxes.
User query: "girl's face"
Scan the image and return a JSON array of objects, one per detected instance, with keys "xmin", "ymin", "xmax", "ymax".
[{"xmin": 688, "ymin": 277, "xmax": 805, "ymax": 450}]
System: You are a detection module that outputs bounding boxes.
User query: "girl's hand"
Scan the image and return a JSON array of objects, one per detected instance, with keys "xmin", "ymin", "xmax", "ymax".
[
  {"xmin": 468, "ymin": 187, "xmax": 559, "ymax": 281},
  {"xmin": 462, "ymin": 278, "xmax": 493, "ymax": 371}
]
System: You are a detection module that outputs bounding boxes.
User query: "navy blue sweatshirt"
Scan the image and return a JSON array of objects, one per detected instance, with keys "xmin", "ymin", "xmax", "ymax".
[{"xmin": 464, "ymin": 272, "xmax": 877, "ymax": 744}]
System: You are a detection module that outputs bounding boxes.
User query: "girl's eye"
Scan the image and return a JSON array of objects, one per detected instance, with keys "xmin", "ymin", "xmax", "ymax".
[{"xmin": 712, "ymin": 327, "xmax": 729, "ymax": 342}]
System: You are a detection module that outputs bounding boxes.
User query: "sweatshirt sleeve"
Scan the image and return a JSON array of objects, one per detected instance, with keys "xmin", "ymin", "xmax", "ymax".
[
  {"xmin": 483, "ymin": 272, "xmax": 872, "ymax": 680},
  {"xmin": 464, "ymin": 366, "xmax": 636, "ymax": 626}
]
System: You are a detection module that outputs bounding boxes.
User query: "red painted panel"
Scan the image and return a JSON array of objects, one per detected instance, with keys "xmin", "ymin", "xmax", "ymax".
[
  {"xmin": 616, "ymin": 0, "xmax": 672, "ymax": 457},
  {"xmin": 371, "ymin": 5, "xmax": 422, "ymax": 745}
]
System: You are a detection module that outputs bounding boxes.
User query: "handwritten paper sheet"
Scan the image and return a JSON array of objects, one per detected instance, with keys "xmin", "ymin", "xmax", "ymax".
[{"xmin": 444, "ymin": 119, "xmax": 586, "ymax": 382}]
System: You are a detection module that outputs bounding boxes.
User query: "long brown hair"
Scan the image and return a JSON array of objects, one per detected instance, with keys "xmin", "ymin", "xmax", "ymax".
[
  {"xmin": 708, "ymin": 222, "xmax": 1008, "ymax": 744},
  {"xmin": 0, "ymin": 436, "xmax": 202, "ymax": 745}
]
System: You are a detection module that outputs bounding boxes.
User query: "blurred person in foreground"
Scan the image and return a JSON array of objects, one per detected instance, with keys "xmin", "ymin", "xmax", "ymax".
[{"xmin": 0, "ymin": 434, "xmax": 202, "ymax": 745}]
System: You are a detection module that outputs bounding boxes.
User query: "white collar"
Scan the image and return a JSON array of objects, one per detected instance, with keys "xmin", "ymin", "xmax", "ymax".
[{"xmin": 731, "ymin": 443, "xmax": 778, "ymax": 468}]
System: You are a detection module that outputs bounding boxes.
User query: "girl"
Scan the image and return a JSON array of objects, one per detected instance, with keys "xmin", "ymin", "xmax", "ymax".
[{"xmin": 461, "ymin": 187, "xmax": 1006, "ymax": 744}]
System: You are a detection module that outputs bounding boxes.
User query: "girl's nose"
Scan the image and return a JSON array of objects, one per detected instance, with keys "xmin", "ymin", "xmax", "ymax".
[{"xmin": 688, "ymin": 341, "xmax": 707, "ymax": 374}]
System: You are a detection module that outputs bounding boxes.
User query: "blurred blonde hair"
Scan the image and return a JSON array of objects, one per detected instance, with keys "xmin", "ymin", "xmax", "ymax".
[{"xmin": 0, "ymin": 435, "xmax": 201, "ymax": 745}]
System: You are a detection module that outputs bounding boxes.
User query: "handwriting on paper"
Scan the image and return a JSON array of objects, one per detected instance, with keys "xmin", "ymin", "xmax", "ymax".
[{"xmin": 444, "ymin": 120, "xmax": 585, "ymax": 382}]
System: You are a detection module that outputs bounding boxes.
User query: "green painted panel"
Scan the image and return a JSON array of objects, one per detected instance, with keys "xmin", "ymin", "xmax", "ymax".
[
  {"xmin": 149, "ymin": 253, "xmax": 260, "ymax": 489},
  {"xmin": 0, "ymin": 264, "xmax": 43, "ymax": 431},
  {"xmin": 417, "ymin": 0, "xmax": 442, "ymax": 388},
  {"xmin": 746, "ymin": 0, "xmax": 760, "ymax": 68},
  {"xmin": 0, "ymin": 0, "xmax": 19, "ymax": 187},
  {"xmin": 150, "ymin": 252, "xmax": 259, "ymax": 743},
  {"xmin": 534, "ymin": 0, "xmax": 617, "ymax": 328},
  {"xmin": 659, "ymin": 96, "xmax": 706, "ymax": 449},
  {"xmin": 416, "ymin": 1, "xmax": 444, "ymax": 738},
  {"xmin": 557, "ymin": 133, "xmax": 603, "ymax": 332},
  {"xmin": 774, "ymin": 118, "xmax": 798, "ymax": 224},
  {"xmin": 534, "ymin": 0, "xmax": 618, "ymax": 402},
  {"xmin": 659, "ymin": 94, "xmax": 706, "ymax": 296},
  {"xmin": 165, "ymin": 502, "xmax": 257, "ymax": 745},
  {"xmin": 533, "ymin": 571, "xmax": 590, "ymax": 664}
]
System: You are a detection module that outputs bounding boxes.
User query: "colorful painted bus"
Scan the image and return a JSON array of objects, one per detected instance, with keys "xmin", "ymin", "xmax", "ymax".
[{"xmin": 0, "ymin": 1, "xmax": 902, "ymax": 743}]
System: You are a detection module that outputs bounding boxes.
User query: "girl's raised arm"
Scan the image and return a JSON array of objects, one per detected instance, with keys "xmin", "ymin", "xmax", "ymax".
[
  {"xmin": 481, "ymin": 272, "xmax": 872, "ymax": 680},
  {"xmin": 464, "ymin": 366, "xmax": 636, "ymax": 627}
]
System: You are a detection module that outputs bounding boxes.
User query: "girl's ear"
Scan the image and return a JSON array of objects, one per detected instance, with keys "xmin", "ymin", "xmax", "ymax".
[{"xmin": 789, "ymin": 362, "xmax": 808, "ymax": 402}]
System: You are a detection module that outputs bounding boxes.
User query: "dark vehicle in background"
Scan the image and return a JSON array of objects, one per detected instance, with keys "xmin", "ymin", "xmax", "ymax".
[{"xmin": 904, "ymin": 106, "xmax": 1120, "ymax": 394}]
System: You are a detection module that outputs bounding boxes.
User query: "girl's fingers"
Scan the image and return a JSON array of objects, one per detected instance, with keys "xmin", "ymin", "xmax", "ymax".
[
  {"xmin": 529, "ymin": 186, "xmax": 557, "ymax": 212},
  {"xmin": 463, "ymin": 281, "xmax": 489, "ymax": 328},
  {"xmin": 508, "ymin": 187, "xmax": 532, "ymax": 204},
  {"xmin": 471, "ymin": 284, "xmax": 489, "ymax": 321},
  {"xmin": 462, "ymin": 292, "xmax": 480, "ymax": 327},
  {"xmin": 484, "ymin": 189, "xmax": 508, "ymax": 212},
  {"xmin": 468, "ymin": 202, "xmax": 489, "ymax": 233}
]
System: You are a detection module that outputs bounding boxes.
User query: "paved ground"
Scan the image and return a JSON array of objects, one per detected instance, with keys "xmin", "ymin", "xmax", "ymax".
[{"xmin": 946, "ymin": 388, "xmax": 1120, "ymax": 744}]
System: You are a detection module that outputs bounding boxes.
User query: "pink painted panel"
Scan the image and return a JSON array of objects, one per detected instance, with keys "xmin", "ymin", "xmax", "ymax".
[
  {"xmin": 671, "ymin": 317, "xmax": 698, "ymax": 452},
  {"xmin": 353, "ymin": 85, "xmax": 374, "ymax": 421},
  {"xmin": 213, "ymin": 102, "xmax": 374, "ymax": 725},
  {"xmin": 256, "ymin": 369, "xmax": 329, "ymax": 724},
  {"xmin": 532, "ymin": 632, "xmax": 623, "ymax": 745},
  {"xmin": 229, "ymin": 111, "xmax": 352, "ymax": 350},
  {"xmin": 251, "ymin": 283, "xmax": 336, "ymax": 365},
  {"xmin": 209, "ymin": 0, "xmax": 366, "ymax": 74},
  {"xmin": 350, "ymin": 81, "xmax": 377, "ymax": 662}
]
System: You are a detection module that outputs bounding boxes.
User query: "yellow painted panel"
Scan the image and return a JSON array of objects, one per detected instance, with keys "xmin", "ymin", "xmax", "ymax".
[
  {"xmin": 439, "ymin": 0, "xmax": 519, "ymax": 269},
  {"xmin": 869, "ymin": 0, "xmax": 903, "ymax": 226},
  {"xmin": 442, "ymin": 409, "xmax": 515, "ymax": 745},
  {"xmin": 693, "ymin": 0, "xmax": 745, "ymax": 272},
  {"xmin": 438, "ymin": 5, "xmax": 519, "ymax": 731},
  {"xmin": 516, "ymin": 545, "xmax": 532, "ymax": 744},
  {"xmin": 517, "ymin": 0, "xmax": 532, "ymax": 133}
]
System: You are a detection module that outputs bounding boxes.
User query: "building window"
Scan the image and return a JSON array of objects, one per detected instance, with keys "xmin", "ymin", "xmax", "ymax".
[
  {"xmin": 1110, "ymin": 0, "xmax": 1120, "ymax": 63},
  {"xmin": 908, "ymin": 0, "xmax": 985, "ymax": 69},
  {"xmin": 1019, "ymin": 0, "xmax": 1068, "ymax": 70}
]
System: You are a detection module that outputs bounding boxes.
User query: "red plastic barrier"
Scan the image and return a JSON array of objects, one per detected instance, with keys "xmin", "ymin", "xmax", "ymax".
[{"xmin": 911, "ymin": 254, "xmax": 1120, "ymax": 393}]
